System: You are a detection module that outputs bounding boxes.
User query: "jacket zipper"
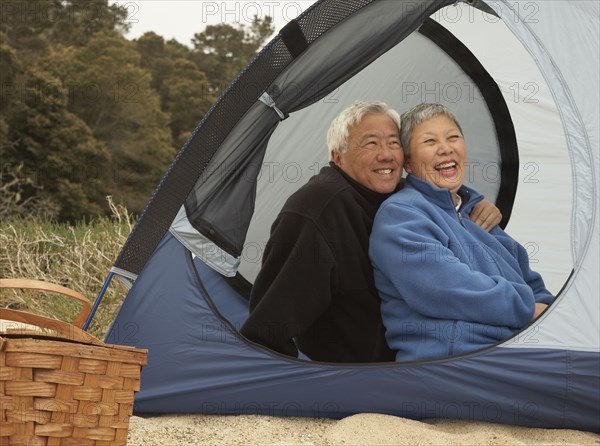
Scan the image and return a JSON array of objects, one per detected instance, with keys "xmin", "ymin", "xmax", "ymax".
[{"xmin": 457, "ymin": 209, "xmax": 464, "ymax": 227}]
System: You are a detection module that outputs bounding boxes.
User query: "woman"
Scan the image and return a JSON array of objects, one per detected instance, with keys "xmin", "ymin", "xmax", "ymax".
[{"xmin": 369, "ymin": 103, "xmax": 554, "ymax": 361}]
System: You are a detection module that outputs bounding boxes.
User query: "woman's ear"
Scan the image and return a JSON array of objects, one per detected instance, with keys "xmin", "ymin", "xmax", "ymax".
[{"xmin": 404, "ymin": 159, "xmax": 413, "ymax": 174}]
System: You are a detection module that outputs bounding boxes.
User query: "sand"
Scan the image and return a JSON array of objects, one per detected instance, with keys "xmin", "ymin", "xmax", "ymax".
[{"xmin": 127, "ymin": 413, "xmax": 600, "ymax": 446}]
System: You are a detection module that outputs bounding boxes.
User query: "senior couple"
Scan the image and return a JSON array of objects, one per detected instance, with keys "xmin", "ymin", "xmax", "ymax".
[{"xmin": 240, "ymin": 101, "xmax": 553, "ymax": 363}]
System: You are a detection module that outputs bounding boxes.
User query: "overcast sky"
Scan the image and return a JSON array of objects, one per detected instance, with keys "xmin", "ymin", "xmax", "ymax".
[{"xmin": 111, "ymin": 1, "xmax": 317, "ymax": 45}]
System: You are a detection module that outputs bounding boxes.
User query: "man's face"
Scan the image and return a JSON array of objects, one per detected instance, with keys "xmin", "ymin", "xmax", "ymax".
[
  {"xmin": 331, "ymin": 113, "xmax": 404, "ymax": 194},
  {"xmin": 405, "ymin": 114, "xmax": 467, "ymax": 195}
]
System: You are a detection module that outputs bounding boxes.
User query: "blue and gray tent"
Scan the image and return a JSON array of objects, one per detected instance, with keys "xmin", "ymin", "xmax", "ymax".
[{"xmin": 85, "ymin": 0, "xmax": 600, "ymax": 432}]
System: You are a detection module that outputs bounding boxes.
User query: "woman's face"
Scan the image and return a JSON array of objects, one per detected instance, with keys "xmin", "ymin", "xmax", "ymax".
[{"xmin": 405, "ymin": 114, "xmax": 466, "ymax": 195}]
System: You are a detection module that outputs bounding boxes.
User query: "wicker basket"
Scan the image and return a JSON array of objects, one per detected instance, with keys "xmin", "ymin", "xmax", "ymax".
[{"xmin": 0, "ymin": 279, "xmax": 148, "ymax": 446}]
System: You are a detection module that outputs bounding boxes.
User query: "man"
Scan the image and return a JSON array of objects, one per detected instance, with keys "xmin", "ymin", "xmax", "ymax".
[{"xmin": 240, "ymin": 101, "xmax": 500, "ymax": 363}]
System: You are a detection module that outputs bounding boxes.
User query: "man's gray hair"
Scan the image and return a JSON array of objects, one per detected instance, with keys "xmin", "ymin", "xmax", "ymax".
[
  {"xmin": 327, "ymin": 101, "xmax": 401, "ymax": 160},
  {"xmin": 400, "ymin": 103, "xmax": 463, "ymax": 158}
]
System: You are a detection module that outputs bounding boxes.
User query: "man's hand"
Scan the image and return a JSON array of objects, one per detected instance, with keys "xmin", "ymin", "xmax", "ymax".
[
  {"xmin": 533, "ymin": 303, "xmax": 548, "ymax": 320},
  {"xmin": 470, "ymin": 199, "xmax": 501, "ymax": 232}
]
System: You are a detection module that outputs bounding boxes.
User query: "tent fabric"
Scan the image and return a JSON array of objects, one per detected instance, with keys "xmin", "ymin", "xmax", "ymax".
[
  {"xmin": 100, "ymin": 0, "xmax": 600, "ymax": 432},
  {"xmin": 113, "ymin": 0, "xmax": 461, "ymax": 275},
  {"xmin": 173, "ymin": 17, "xmax": 518, "ymax": 281},
  {"xmin": 417, "ymin": 19, "xmax": 518, "ymax": 228},
  {"xmin": 106, "ymin": 232, "xmax": 599, "ymax": 432},
  {"xmin": 487, "ymin": 0, "xmax": 600, "ymax": 352}
]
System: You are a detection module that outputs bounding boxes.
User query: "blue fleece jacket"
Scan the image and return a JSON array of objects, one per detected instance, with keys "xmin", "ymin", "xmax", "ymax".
[{"xmin": 369, "ymin": 175, "xmax": 554, "ymax": 361}]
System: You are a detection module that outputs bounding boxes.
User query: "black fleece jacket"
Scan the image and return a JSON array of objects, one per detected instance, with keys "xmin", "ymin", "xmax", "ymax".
[{"xmin": 241, "ymin": 163, "xmax": 398, "ymax": 363}]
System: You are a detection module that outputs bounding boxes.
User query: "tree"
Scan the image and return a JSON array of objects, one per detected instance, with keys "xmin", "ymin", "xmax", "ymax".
[
  {"xmin": 1, "ymin": 7, "xmax": 274, "ymax": 221},
  {"xmin": 191, "ymin": 16, "xmax": 274, "ymax": 96},
  {"xmin": 49, "ymin": 31, "xmax": 175, "ymax": 214},
  {"xmin": 1, "ymin": 0, "xmax": 131, "ymax": 50},
  {"xmin": 136, "ymin": 32, "xmax": 214, "ymax": 148},
  {"xmin": 1, "ymin": 0, "xmax": 57, "ymax": 53},
  {"xmin": 50, "ymin": 0, "xmax": 132, "ymax": 46},
  {"xmin": 162, "ymin": 57, "xmax": 214, "ymax": 148},
  {"xmin": 1, "ymin": 50, "xmax": 112, "ymax": 221}
]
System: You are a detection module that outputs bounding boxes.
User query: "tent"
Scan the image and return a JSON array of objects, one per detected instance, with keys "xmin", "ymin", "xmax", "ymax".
[{"xmin": 85, "ymin": 0, "xmax": 600, "ymax": 432}]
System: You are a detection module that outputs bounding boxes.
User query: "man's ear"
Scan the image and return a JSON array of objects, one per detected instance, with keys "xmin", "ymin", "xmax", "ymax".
[
  {"xmin": 404, "ymin": 159, "xmax": 413, "ymax": 173},
  {"xmin": 331, "ymin": 150, "xmax": 342, "ymax": 166}
]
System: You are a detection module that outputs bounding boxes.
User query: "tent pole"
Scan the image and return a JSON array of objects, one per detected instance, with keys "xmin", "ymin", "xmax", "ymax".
[{"xmin": 83, "ymin": 272, "xmax": 114, "ymax": 331}]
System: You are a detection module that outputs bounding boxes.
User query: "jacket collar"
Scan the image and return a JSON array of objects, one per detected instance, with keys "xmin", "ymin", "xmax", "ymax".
[
  {"xmin": 329, "ymin": 162, "xmax": 402, "ymax": 206},
  {"xmin": 405, "ymin": 174, "xmax": 484, "ymax": 214}
]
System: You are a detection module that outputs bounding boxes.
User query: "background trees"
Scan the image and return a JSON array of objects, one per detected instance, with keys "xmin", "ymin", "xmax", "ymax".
[
  {"xmin": 191, "ymin": 17, "xmax": 274, "ymax": 96},
  {"xmin": 1, "ymin": 1, "xmax": 274, "ymax": 221},
  {"xmin": 136, "ymin": 32, "xmax": 214, "ymax": 150}
]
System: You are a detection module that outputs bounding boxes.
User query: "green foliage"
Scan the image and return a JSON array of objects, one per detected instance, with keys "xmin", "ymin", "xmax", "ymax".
[
  {"xmin": 1, "ymin": 0, "xmax": 131, "ymax": 49},
  {"xmin": 191, "ymin": 16, "xmax": 274, "ymax": 96},
  {"xmin": 136, "ymin": 32, "xmax": 215, "ymax": 149},
  {"xmin": 1, "ymin": 3, "xmax": 274, "ymax": 222},
  {"xmin": 1, "ymin": 47, "xmax": 112, "ymax": 220},
  {"xmin": 48, "ymin": 30, "xmax": 175, "ymax": 214},
  {"xmin": 49, "ymin": 0, "xmax": 132, "ymax": 46}
]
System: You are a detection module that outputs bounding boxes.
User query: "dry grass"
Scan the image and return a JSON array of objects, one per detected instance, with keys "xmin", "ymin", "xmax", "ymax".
[{"xmin": 0, "ymin": 197, "xmax": 135, "ymax": 338}]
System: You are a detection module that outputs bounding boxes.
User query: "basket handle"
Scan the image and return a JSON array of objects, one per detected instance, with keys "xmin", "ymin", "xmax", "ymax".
[
  {"xmin": 0, "ymin": 278, "xmax": 92, "ymax": 328},
  {"xmin": 0, "ymin": 307, "xmax": 104, "ymax": 345}
]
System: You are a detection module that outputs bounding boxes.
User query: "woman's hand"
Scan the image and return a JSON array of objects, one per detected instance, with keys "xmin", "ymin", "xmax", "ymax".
[{"xmin": 470, "ymin": 200, "xmax": 502, "ymax": 232}]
